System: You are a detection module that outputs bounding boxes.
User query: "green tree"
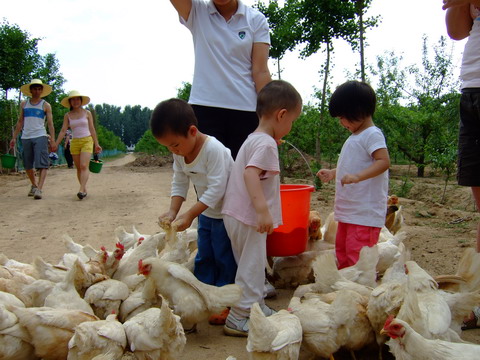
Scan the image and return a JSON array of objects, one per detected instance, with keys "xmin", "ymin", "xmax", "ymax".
[
  {"xmin": 135, "ymin": 129, "xmax": 169, "ymax": 155},
  {"xmin": 176, "ymin": 82, "xmax": 191, "ymax": 101},
  {"xmin": 0, "ymin": 20, "xmax": 40, "ymax": 99}
]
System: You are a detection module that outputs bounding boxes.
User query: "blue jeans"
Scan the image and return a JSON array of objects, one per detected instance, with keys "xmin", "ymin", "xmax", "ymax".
[{"xmin": 194, "ymin": 214, "xmax": 237, "ymax": 286}]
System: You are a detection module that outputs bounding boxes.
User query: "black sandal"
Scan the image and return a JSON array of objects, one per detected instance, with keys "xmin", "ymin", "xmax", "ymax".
[{"xmin": 77, "ymin": 192, "xmax": 87, "ymax": 200}]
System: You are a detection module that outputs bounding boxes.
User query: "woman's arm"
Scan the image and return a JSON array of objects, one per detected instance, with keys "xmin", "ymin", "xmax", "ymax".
[
  {"xmin": 55, "ymin": 113, "xmax": 70, "ymax": 148},
  {"xmin": 252, "ymin": 42, "xmax": 272, "ymax": 93},
  {"xmin": 170, "ymin": 0, "xmax": 192, "ymax": 21},
  {"xmin": 86, "ymin": 110, "xmax": 102, "ymax": 153}
]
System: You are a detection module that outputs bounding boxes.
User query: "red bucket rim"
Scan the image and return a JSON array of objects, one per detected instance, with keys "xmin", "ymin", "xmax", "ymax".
[{"xmin": 280, "ymin": 184, "xmax": 314, "ymax": 192}]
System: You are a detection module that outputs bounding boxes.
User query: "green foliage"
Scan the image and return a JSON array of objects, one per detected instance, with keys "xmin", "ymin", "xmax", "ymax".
[
  {"xmin": 176, "ymin": 82, "xmax": 191, "ymax": 101},
  {"xmin": 135, "ymin": 129, "xmax": 169, "ymax": 155},
  {"xmin": 390, "ymin": 176, "xmax": 414, "ymax": 198},
  {"xmin": 0, "ymin": 20, "xmax": 40, "ymax": 97},
  {"xmin": 96, "ymin": 124, "xmax": 126, "ymax": 152}
]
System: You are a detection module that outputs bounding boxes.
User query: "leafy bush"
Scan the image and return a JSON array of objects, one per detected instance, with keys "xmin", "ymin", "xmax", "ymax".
[
  {"xmin": 97, "ymin": 124, "xmax": 126, "ymax": 151},
  {"xmin": 135, "ymin": 129, "xmax": 169, "ymax": 155}
]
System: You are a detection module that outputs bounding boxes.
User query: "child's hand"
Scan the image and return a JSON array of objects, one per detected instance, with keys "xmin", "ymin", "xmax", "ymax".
[
  {"xmin": 158, "ymin": 212, "xmax": 176, "ymax": 230},
  {"xmin": 317, "ymin": 169, "xmax": 334, "ymax": 183},
  {"xmin": 256, "ymin": 210, "xmax": 274, "ymax": 234},
  {"xmin": 171, "ymin": 213, "xmax": 194, "ymax": 232},
  {"xmin": 341, "ymin": 173, "xmax": 360, "ymax": 185}
]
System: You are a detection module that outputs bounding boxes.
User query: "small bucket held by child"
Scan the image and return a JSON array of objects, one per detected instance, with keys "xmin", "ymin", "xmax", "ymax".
[
  {"xmin": 1, "ymin": 153, "xmax": 17, "ymax": 169},
  {"xmin": 89, "ymin": 158, "xmax": 103, "ymax": 173},
  {"xmin": 266, "ymin": 184, "xmax": 315, "ymax": 257}
]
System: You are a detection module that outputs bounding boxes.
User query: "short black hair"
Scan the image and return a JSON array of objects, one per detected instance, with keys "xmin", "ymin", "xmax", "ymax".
[
  {"xmin": 150, "ymin": 98, "xmax": 198, "ymax": 138},
  {"xmin": 256, "ymin": 80, "xmax": 302, "ymax": 118},
  {"xmin": 329, "ymin": 81, "xmax": 376, "ymax": 122},
  {"xmin": 30, "ymin": 84, "xmax": 43, "ymax": 91}
]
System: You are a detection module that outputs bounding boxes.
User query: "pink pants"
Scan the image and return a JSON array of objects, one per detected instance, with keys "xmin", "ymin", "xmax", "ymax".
[{"xmin": 336, "ymin": 222, "xmax": 381, "ymax": 269}]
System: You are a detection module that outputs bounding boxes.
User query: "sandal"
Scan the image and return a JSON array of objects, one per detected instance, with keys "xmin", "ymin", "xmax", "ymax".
[
  {"xmin": 77, "ymin": 192, "xmax": 87, "ymax": 200},
  {"xmin": 461, "ymin": 307, "xmax": 480, "ymax": 331},
  {"xmin": 209, "ymin": 307, "xmax": 230, "ymax": 325}
]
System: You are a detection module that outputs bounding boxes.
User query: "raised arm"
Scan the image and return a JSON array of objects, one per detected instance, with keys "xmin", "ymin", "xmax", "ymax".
[
  {"xmin": 170, "ymin": 0, "xmax": 192, "ymax": 21},
  {"xmin": 443, "ymin": 0, "xmax": 478, "ymax": 40}
]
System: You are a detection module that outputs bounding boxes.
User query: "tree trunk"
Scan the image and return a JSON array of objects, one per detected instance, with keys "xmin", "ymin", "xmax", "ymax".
[{"xmin": 315, "ymin": 43, "xmax": 332, "ymax": 162}]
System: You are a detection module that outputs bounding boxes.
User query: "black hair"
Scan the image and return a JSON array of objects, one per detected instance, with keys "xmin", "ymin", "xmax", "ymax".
[
  {"xmin": 256, "ymin": 80, "xmax": 302, "ymax": 118},
  {"xmin": 329, "ymin": 80, "xmax": 376, "ymax": 122},
  {"xmin": 30, "ymin": 84, "xmax": 43, "ymax": 91},
  {"xmin": 150, "ymin": 98, "xmax": 198, "ymax": 138}
]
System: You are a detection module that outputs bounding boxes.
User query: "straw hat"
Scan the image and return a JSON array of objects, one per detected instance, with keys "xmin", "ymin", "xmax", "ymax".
[
  {"xmin": 20, "ymin": 79, "xmax": 52, "ymax": 98},
  {"xmin": 61, "ymin": 90, "xmax": 91, "ymax": 108}
]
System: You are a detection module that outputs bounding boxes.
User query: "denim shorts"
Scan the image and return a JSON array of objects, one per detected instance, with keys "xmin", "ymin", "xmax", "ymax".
[
  {"xmin": 458, "ymin": 89, "xmax": 480, "ymax": 187},
  {"xmin": 22, "ymin": 136, "xmax": 49, "ymax": 170}
]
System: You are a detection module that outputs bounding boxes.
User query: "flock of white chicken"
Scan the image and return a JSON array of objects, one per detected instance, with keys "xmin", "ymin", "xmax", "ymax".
[{"xmin": 1, "ymin": 196, "xmax": 480, "ymax": 359}]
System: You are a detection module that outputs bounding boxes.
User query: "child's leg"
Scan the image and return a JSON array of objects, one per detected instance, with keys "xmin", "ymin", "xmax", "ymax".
[
  {"xmin": 224, "ymin": 215, "xmax": 266, "ymax": 319},
  {"xmin": 335, "ymin": 222, "xmax": 349, "ymax": 269},
  {"xmin": 211, "ymin": 218, "xmax": 237, "ymax": 287},
  {"xmin": 345, "ymin": 224, "xmax": 381, "ymax": 267},
  {"xmin": 194, "ymin": 214, "xmax": 216, "ymax": 285}
]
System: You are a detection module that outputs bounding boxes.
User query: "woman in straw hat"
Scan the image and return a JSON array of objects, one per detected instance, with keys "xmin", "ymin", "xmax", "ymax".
[
  {"xmin": 55, "ymin": 90, "xmax": 102, "ymax": 200},
  {"xmin": 10, "ymin": 79, "xmax": 56, "ymax": 200}
]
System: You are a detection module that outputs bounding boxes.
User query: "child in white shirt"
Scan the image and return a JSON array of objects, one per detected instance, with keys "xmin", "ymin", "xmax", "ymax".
[
  {"xmin": 317, "ymin": 81, "xmax": 390, "ymax": 269},
  {"xmin": 152, "ymin": 98, "xmax": 237, "ymax": 325}
]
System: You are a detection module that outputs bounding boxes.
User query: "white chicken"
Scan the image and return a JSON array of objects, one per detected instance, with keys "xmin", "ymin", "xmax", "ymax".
[
  {"xmin": 84, "ymin": 279, "xmax": 130, "ymax": 319},
  {"xmin": 21, "ymin": 279, "xmax": 55, "ymax": 307},
  {"xmin": 137, "ymin": 258, "xmax": 242, "ymax": 330},
  {"xmin": 0, "ymin": 303, "xmax": 36, "ymax": 360},
  {"xmin": 67, "ymin": 312, "xmax": 127, "ymax": 360},
  {"xmin": 44, "ymin": 260, "xmax": 96, "ymax": 315},
  {"xmin": 10, "ymin": 306, "xmax": 98, "ymax": 360},
  {"xmin": 376, "ymin": 227, "xmax": 407, "ymax": 274},
  {"xmin": 0, "ymin": 265, "xmax": 36, "ymax": 305},
  {"xmin": 113, "ymin": 233, "xmax": 159, "ymax": 285},
  {"xmin": 294, "ymin": 252, "xmax": 373, "ymax": 298},
  {"xmin": 321, "ymin": 211, "xmax": 337, "ymax": 245},
  {"xmin": 339, "ymin": 245, "xmax": 379, "ymax": 287},
  {"xmin": 397, "ymin": 261, "xmax": 460, "ymax": 342},
  {"xmin": 123, "ymin": 297, "xmax": 186, "ymax": 360},
  {"xmin": 435, "ymin": 247, "xmax": 480, "ymax": 292},
  {"xmin": 381, "ymin": 316, "xmax": 480, "ymax": 359},
  {"xmin": 247, "ymin": 302, "xmax": 302, "ymax": 360},
  {"xmin": 0, "ymin": 253, "xmax": 39, "ymax": 279},
  {"xmin": 119, "ymin": 277, "xmax": 162, "ymax": 322}
]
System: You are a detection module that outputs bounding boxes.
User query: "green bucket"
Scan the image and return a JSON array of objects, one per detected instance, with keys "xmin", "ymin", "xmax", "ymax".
[
  {"xmin": 1, "ymin": 154, "xmax": 17, "ymax": 169},
  {"xmin": 89, "ymin": 159, "xmax": 103, "ymax": 173}
]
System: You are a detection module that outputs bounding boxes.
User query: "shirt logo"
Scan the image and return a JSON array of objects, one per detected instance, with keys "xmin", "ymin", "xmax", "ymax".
[{"xmin": 238, "ymin": 31, "xmax": 246, "ymax": 39}]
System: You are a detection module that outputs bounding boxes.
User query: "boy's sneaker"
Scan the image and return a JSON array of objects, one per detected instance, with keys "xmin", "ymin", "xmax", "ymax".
[
  {"xmin": 33, "ymin": 188, "xmax": 42, "ymax": 199},
  {"xmin": 224, "ymin": 313, "xmax": 249, "ymax": 337},
  {"xmin": 260, "ymin": 303, "xmax": 277, "ymax": 317},
  {"xmin": 264, "ymin": 279, "xmax": 277, "ymax": 299},
  {"xmin": 28, "ymin": 185, "xmax": 37, "ymax": 197}
]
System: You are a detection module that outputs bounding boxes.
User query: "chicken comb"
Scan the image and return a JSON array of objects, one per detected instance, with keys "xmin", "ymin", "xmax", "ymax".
[
  {"xmin": 384, "ymin": 314, "xmax": 395, "ymax": 328},
  {"xmin": 116, "ymin": 242, "xmax": 125, "ymax": 250},
  {"xmin": 138, "ymin": 259, "xmax": 143, "ymax": 270},
  {"xmin": 100, "ymin": 246, "xmax": 106, "ymax": 252}
]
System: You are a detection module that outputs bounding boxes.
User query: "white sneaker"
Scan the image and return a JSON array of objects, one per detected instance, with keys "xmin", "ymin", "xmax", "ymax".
[
  {"xmin": 33, "ymin": 188, "xmax": 42, "ymax": 199},
  {"xmin": 224, "ymin": 313, "xmax": 249, "ymax": 337},
  {"xmin": 264, "ymin": 279, "xmax": 277, "ymax": 299},
  {"xmin": 260, "ymin": 303, "xmax": 276, "ymax": 317},
  {"xmin": 28, "ymin": 185, "xmax": 37, "ymax": 197}
]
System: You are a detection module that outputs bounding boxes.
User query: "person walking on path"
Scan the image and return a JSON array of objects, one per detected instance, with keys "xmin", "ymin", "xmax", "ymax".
[
  {"xmin": 55, "ymin": 90, "xmax": 102, "ymax": 200},
  {"xmin": 10, "ymin": 79, "xmax": 57, "ymax": 200},
  {"xmin": 169, "ymin": 0, "xmax": 272, "ymax": 159}
]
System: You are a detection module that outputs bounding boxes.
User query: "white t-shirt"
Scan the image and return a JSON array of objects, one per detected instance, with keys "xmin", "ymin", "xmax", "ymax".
[
  {"xmin": 334, "ymin": 126, "xmax": 388, "ymax": 228},
  {"xmin": 461, "ymin": 6, "xmax": 480, "ymax": 89},
  {"xmin": 171, "ymin": 136, "xmax": 233, "ymax": 219},
  {"xmin": 181, "ymin": 0, "xmax": 270, "ymax": 111},
  {"xmin": 222, "ymin": 132, "xmax": 282, "ymax": 228}
]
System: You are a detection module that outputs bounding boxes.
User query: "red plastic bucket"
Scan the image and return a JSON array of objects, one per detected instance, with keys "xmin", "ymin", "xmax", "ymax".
[{"xmin": 267, "ymin": 184, "xmax": 315, "ymax": 256}]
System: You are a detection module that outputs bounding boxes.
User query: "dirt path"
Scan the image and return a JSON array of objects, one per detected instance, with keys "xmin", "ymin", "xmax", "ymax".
[{"xmin": 1, "ymin": 154, "xmax": 479, "ymax": 359}]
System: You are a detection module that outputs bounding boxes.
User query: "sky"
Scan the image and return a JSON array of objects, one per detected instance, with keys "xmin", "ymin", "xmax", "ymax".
[{"xmin": 2, "ymin": 0, "xmax": 466, "ymax": 109}]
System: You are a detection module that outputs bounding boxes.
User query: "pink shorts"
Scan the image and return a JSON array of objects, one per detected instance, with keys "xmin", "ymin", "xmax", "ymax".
[{"xmin": 335, "ymin": 222, "xmax": 380, "ymax": 269}]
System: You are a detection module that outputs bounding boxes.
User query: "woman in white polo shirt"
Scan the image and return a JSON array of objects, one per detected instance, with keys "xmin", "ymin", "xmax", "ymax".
[{"xmin": 171, "ymin": 0, "xmax": 272, "ymax": 159}]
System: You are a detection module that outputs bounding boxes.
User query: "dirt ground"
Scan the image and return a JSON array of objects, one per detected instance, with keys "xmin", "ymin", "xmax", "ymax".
[{"xmin": 0, "ymin": 153, "xmax": 479, "ymax": 359}]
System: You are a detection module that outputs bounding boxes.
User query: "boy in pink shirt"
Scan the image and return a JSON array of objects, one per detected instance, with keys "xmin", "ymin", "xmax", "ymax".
[{"xmin": 222, "ymin": 80, "xmax": 302, "ymax": 336}]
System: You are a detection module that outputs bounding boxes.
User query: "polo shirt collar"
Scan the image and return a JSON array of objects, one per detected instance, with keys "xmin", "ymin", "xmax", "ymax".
[{"xmin": 208, "ymin": 0, "xmax": 246, "ymax": 17}]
